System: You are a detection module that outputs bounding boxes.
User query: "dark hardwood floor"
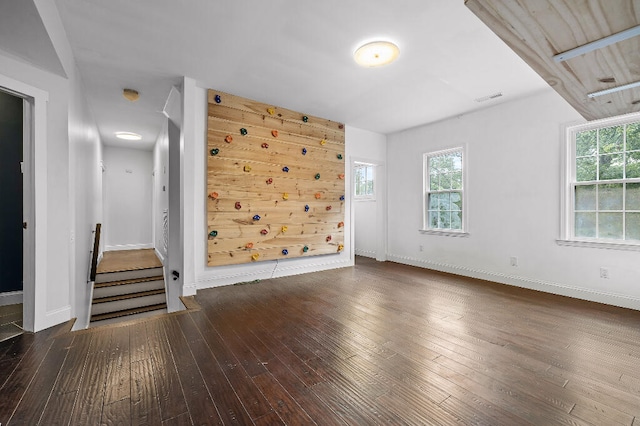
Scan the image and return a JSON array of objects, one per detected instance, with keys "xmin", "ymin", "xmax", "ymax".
[{"xmin": 1, "ymin": 256, "xmax": 640, "ymax": 425}]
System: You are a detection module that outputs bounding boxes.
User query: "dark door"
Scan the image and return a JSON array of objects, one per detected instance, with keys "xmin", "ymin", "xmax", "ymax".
[{"xmin": 0, "ymin": 90, "xmax": 23, "ymax": 293}]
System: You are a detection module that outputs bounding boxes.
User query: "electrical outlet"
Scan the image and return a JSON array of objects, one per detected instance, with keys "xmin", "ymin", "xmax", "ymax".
[
  {"xmin": 600, "ymin": 267, "xmax": 609, "ymax": 279},
  {"xmin": 419, "ymin": 245, "xmax": 424, "ymax": 252},
  {"xmin": 510, "ymin": 256, "xmax": 518, "ymax": 267}
]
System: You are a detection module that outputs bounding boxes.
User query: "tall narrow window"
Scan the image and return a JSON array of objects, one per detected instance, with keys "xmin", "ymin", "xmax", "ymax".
[
  {"xmin": 566, "ymin": 114, "xmax": 640, "ymax": 245},
  {"xmin": 423, "ymin": 148, "xmax": 464, "ymax": 232},
  {"xmin": 354, "ymin": 162, "xmax": 375, "ymax": 199}
]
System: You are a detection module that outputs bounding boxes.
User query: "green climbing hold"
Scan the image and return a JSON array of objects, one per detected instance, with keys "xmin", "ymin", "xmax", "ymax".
[
  {"xmin": 302, "ymin": 116, "xmax": 309, "ymax": 123},
  {"xmin": 315, "ymin": 173, "xmax": 321, "ymax": 180},
  {"xmin": 303, "ymin": 245, "xmax": 309, "ymax": 253},
  {"xmin": 240, "ymin": 128, "xmax": 248, "ymax": 136},
  {"xmin": 210, "ymin": 148, "xmax": 219, "ymax": 156},
  {"xmin": 337, "ymin": 154, "xmax": 343, "ymax": 160},
  {"xmin": 209, "ymin": 230, "xmax": 218, "ymax": 238}
]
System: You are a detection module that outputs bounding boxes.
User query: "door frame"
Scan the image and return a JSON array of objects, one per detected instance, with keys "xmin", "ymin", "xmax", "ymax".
[{"xmin": 0, "ymin": 74, "xmax": 48, "ymax": 332}]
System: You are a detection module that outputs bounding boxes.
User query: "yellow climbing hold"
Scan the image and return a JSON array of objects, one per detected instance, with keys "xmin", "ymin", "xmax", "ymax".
[
  {"xmin": 338, "ymin": 244, "xmax": 344, "ymax": 252},
  {"xmin": 320, "ymin": 139, "xmax": 327, "ymax": 146},
  {"xmin": 244, "ymin": 165, "xmax": 252, "ymax": 172},
  {"xmin": 281, "ymin": 226, "xmax": 288, "ymax": 233},
  {"xmin": 267, "ymin": 107, "xmax": 275, "ymax": 115},
  {"xmin": 251, "ymin": 253, "xmax": 260, "ymax": 261},
  {"xmin": 282, "ymin": 192, "xmax": 289, "ymax": 200}
]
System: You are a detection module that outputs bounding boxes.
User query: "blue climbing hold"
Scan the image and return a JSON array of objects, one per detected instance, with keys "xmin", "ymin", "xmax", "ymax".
[
  {"xmin": 302, "ymin": 147, "xmax": 307, "ymax": 155},
  {"xmin": 282, "ymin": 166, "xmax": 289, "ymax": 172},
  {"xmin": 214, "ymin": 94, "xmax": 221, "ymax": 103},
  {"xmin": 340, "ymin": 195, "xmax": 345, "ymax": 201},
  {"xmin": 253, "ymin": 215, "xmax": 261, "ymax": 221},
  {"xmin": 304, "ymin": 204, "xmax": 310, "ymax": 212},
  {"xmin": 282, "ymin": 249, "xmax": 289, "ymax": 255}
]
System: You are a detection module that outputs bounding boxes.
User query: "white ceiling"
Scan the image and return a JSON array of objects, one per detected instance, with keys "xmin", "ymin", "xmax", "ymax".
[{"xmin": 52, "ymin": 0, "xmax": 551, "ymax": 150}]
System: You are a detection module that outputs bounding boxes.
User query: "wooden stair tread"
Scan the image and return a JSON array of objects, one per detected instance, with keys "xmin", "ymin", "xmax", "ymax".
[
  {"xmin": 92, "ymin": 289, "xmax": 166, "ymax": 304},
  {"xmin": 90, "ymin": 303, "xmax": 167, "ymax": 322},
  {"xmin": 94, "ymin": 275, "xmax": 164, "ymax": 288},
  {"xmin": 96, "ymin": 265, "xmax": 162, "ymax": 276}
]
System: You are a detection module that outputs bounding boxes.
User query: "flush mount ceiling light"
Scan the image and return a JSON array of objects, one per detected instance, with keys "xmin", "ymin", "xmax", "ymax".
[
  {"xmin": 354, "ymin": 41, "xmax": 400, "ymax": 67},
  {"xmin": 115, "ymin": 131, "xmax": 142, "ymax": 141},
  {"xmin": 123, "ymin": 88, "xmax": 140, "ymax": 102}
]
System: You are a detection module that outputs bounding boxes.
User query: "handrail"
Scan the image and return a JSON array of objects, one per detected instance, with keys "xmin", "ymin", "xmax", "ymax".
[{"xmin": 89, "ymin": 223, "xmax": 101, "ymax": 282}]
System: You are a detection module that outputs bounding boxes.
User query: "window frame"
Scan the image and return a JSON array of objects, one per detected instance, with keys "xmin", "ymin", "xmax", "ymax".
[
  {"xmin": 560, "ymin": 111, "xmax": 640, "ymax": 251},
  {"xmin": 354, "ymin": 162, "xmax": 375, "ymax": 200},
  {"xmin": 420, "ymin": 146, "xmax": 469, "ymax": 236}
]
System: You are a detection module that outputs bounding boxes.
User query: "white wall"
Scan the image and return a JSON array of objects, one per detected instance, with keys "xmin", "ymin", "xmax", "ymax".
[
  {"xmin": 103, "ymin": 146, "xmax": 153, "ymax": 250},
  {"xmin": 349, "ymin": 127, "xmax": 387, "ymax": 260},
  {"xmin": 153, "ymin": 120, "xmax": 169, "ymax": 262},
  {"xmin": 387, "ymin": 89, "xmax": 640, "ymax": 310}
]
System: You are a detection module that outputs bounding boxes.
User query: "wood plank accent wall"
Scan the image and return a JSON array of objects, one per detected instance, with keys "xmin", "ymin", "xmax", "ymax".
[{"xmin": 206, "ymin": 90, "xmax": 345, "ymax": 267}]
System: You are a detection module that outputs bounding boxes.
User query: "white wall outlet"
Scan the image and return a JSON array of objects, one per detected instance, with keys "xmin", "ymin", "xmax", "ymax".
[
  {"xmin": 510, "ymin": 256, "xmax": 518, "ymax": 267},
  {"xmin": 600, "ymin": 267, "xmax": 609, "ymax": 279}
]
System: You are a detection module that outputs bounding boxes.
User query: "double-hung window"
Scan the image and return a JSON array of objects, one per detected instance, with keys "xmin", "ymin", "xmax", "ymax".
[
  {"xmin": 423, "ymin": 148, "xmax": 465, "ymax": 233},
  {"xmin": 565, "ymin": 113, "xmax": 640, "ymax": 246},
  {"xmin": 354, "ymin": 162, "xmax": 375, "ymax": 199}
]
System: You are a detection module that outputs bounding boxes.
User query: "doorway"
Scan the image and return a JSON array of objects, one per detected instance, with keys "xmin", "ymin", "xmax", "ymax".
[{"xmin": 0, "ymin": 89, "xmax": 24, "ymax": 303}]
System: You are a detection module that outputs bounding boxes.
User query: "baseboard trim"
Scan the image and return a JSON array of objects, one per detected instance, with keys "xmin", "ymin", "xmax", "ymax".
[
  {"xmin": 387, "ymin": 254, "xmax": 640, "ymax": 311},
  {"xmin": 45, "ymin": 305, "xmax": 71, "ymax": 327},
  {"xmin": 154, "ymin": 247, "xmax": 166, "ymax": 265},
  {"xmin": 355, "ymin": 248, "xmax": 376, "ymax": 258},
  {"xmin": 0, "ymin": 291, "xmax": 23, "ymax": 306},
  {"xmin": 105, "ymin": 243, "xmax": 154, "ymax": 251}
]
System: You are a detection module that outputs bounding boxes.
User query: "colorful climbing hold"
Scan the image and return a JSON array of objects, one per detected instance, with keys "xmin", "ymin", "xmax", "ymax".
[
  {"xmin": 302, "ymin": 116, "xmax": 309, "ymax": 123},
  {"xmin": 209, "ymin": 230, "xmax": 218, "ymax": 238},
  {"xmin": 267, "ymin": 107, "xmax": 275, "ymax": 115},
  {"xmin": 315, "ymin": 193, "xmax": 321, "ymax": 199},
  {"xmin": 266, "ymin": 178, "xmax": 273, "ymax": 185},
  {"xmin": 340, "ymin": 195, "xmax": 345, "ymax": 201},
  {"xmin": 337, "ymin": 154, "xmax": 343, "ymax": 160},
  {"xmin": 282, "ymin": 249, "xmax": 289, "ymax": 255},
  {"xmin": 282, "ymin": 166, "xmax": 289, "ymax": 173},
  {"xmin": 302, "ymin": 147, "xmax": 307, "ymax": 155},
  {"xmin": 282, "ymin": 193, "xmax": 289, "ymax": 200},
  {"xmin": 338, "ymin": 173, "xmax": 345, "ymax": 180},
  {"xmin": 315, "ymin": 173, "xmax": 321, "ymax": 180},
  {"xmin": 320, "ymin": 139, "xmax": 327, "ymax": 146},
  {"xmin": 214, "ymin": 94, "xmax": 221, "ymax": 103},
  {"xmin": 209, "ymin": 192, "xmax": 219, "ymax": 199},
  {"xmin": 210, "ymin": 148, "xmax": 219, "ymax": 156},
  {"xmin": 281, "ymin": 226, "xmax": 288, "ymax": 233},
  {"xmin": 251, "ymin": 253, "xmax": 260, "ymax": 261},
  {"xmin": 235, "ymin": 202, "xmax": 242, "ymax": 210},
  {"xmin": 245, "ymin": 242, "xmax": 254, "ymax": 249},
  {"xmin": 326, "ymin": 206, "xmax": 332, "ymax": 211},
  {"xmin": 304, "ymin": 205, "xmax": 310, "ymax": 212},
  {"xmin": 271, "ymin": 130, "xmax": 278, "ymax": 138},
  {"xmin": 240, "ymin": 128, "xmax": 248, "ymax": 136},
  {"xmin": 326, "ymin": 235, "xmax": 332, "ymax": 242},
  {"xmin": 338, "ymin": 124, "xmax": 344, "ymax": 129},
  {"xmin": 260, "ymin": 229, "xmax": 268, "ymax": 235},
  {"xmin": 253, "ymin": 215, "xmax": 261, "ymax": 221},
  {"xmin": 244, "ymin": 165, "xmax": 252, "ymax": 172},
  {"xmin": 338, "ymin": 222, "xmax": 344, "ymax": 228},
  {"xmin": 225, "ymin": 135, "xmax": 233, "ymax": 143},
  {"xmin": 303, "ymin": 245, "xmax": 309, "ymax": 253},
  {"xmin": 338, "ymin": 244, "xmax": 344, "ymax": 252}
]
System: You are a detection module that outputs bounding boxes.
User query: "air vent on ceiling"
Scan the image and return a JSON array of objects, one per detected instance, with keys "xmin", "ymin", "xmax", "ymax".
[{"xmin": 475, "ymin": 92, "xmax": 503, "ymax": 103}]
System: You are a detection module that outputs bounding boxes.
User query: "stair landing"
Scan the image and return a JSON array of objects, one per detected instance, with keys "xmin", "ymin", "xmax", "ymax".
[{"xmin": 97, "ymin": 248, "xmax": 162, "ymax": 274}]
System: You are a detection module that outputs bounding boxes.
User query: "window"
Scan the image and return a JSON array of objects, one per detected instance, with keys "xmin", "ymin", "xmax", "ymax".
[
  {"xmin": 423, "ymin": 148, "xmax": 464, "ymax": 232},
  {"xmin": 565, "ymin": 113, "xmax": 640, "ymax": 246},
  {"xmin": 354, "ymin": 162, "xmax": 375, "ymax": 199}
]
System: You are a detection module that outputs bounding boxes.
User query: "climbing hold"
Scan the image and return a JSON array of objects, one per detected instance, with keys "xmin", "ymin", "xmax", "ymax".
[
  {"xmin": 252, "ymin": 253, "xmax": 260, "ymax": 261},
  {"xmin": 320, "ymin": 139, "xmax": 327, "ymax": 146},
  {"xmin": 266, "ymin": 178, "xmax": 273, "ymax": 185},
  {"xmin": 261, "ymin": 142, "xmax": 269, "ymax": 149},
  {"xmin": 214, "ymin": 94, "xmax": 221, "ymax": 103},
  {"xmin": 240, "ymin": 128, "xmax": 248, "ymax": 136},
  {"xmin": 245, "ymin": 242, "xmax": 254, "ymax": 249},
  {"xmin": 260, "ymin": 229, "xmax": 268, "ymax": 235},
  {"xmin": 338, "ymin": 173, "xmax": 345, "ymax": 180},
  {"xmin": 302, "ymin": 147, "xmax": 307, "ymax": 155},
  {"xmin": 340, "ymin": 195, "xmax": 345, "ymax": 201},
  {"xmin": 282, "ymin": 193, "xmax": 289, "ymax": 200},
  {"xmin": 244, "ymin": 165, "xmax": 252, "ymax": 172},
  {"xmin": 315, "ymin": 193, "xmax": 321, "ymax": 199},
  {"xmin": 253, "ymin": 214, "xmax": 261, "ymax": 221},
  {"xmin": 267, "ymin": 107, "xmax": 275, "ymax": 115},
  {"xmin": 225, "ymin": 135, "xmax": 233, "ymax": 143},
  {"xmin": 282, "ymin": 166, "xmax": 289, "ymax": 173},
  {"xmin": 271, "ymin": 130, "xmax": 278, "ymax": 138},
  {"xmin": 326, "ymin": 235, "xmax": 332, "ymax": 242},
  {"xmin": 338, "ymin": 222, "xmax": 344, "ymax": 228},
  {"xmin": 315, "ymin": 173, "xmax": 321, "ymax": 180},
  {"xmin": 209, "ymin": 230, "xmax": 218, "ymax": 238},
  {"xmin": 302, "ymin": 116, "xmax": 309, "ymax": 122},
  {"xmin": 326, "ymin": 205, "xmax": 332, "ymax": 211},
  {"xmin": 281, "ymin": 226, "xmax": 288, "ymax": 233},
  {"xmin": 338, "ymin": 124, "xmax": 344, "ymax": 129},
  {"xmin": 210, "ymin": 148, "xmax": 219, "ymax": 156},
  {"xmin": 282, "ymin": 249, "xmax": 289, "ymax": 255},
  {"xmin": 338, "ymin": 244, "xmax": 344, "ymax": 252},
  {"xmin": 303, "ymin": 245, "xmax": 309, "ymax": 253},
  {"xmin": 337, "ymin": 154, "xmax": 343, "ymax": 160},
  {"xmin": 235, "ymin": 202, "xmax": 242, "ymax": 210},
  {"xmin": 209, "ymin": 192, "xmax": 219, "ymax": 199},
  {"xmin": 304, "ymin": 205, "xmax": 310, "ymax": 212}
]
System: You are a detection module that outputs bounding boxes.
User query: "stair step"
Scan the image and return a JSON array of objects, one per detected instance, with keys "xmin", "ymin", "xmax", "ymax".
[
  {"xmin": 91, "ymin": 291, "xmax": 167, "ymax": 316},
  {"xmin": 93, "ymin": 289, "xmax": 165, "ymax": 304},
  {"xmin": 95, "ymin": 267, "xmax": 164, "ymax": 284},
  {"xmin": 93, "ymin": 277, "xmax": 165, "ymax": 299},
  {"xmin": 90, "ymin": 303, "xmax": 167, "ymax": 323}
]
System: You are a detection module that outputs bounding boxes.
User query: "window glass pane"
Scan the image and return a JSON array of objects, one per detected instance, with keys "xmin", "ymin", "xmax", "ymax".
[
  {"xmin": 440, "ymin": 172, "xmax": 452, "ymax": 190},
  {"xmin": 599, "ymin": 212, "xmax": 623, "ymax": 239},
  {"xmin": 451, "ymin": 170, "xmax": 462, "ymax": 189},
  {"xmin": 627, "ymin": 183, "xmax": 640, "ymax": 210},
  {"xmin": 576, "ymin": 129, "xmax": 597, "ymax": 156},
  {"xmin": 625, "ymin": 213, "xmax": 640, "ymax": 240},
  {"xmin": 439, "ymin": 211, "xmax": 451, "ymax": 229},
  {"xmin": 428, "ymin": 211, "xmax": 439, "ymax": 228},
  {"xmin": 576, "ymin": 157, "xmax": 597, "ymax": 182},
  {"xmin": 429, "ymin": 173, "xmax": 438, "ymax": 191},
  {"xmin": 575, "ymin": 212, "xmax": 596, "ymax": 237},
  {"xmin": 598, "ymin": 183, "xmax": 623, "ymax": 210},
  {"xmin": 452, "ymin": 152, "xmax": 462, "ymax": 170},
  {"xmin": 627, "ymin": 123, "xmax": 640, "ymax": 151},
  {"xmin": 599, "ymin": 126, "xmax": 624, "ymax": 153},
  {"xmin": 599, "ymin": 154, "xmax": 624, "ymax": 180},
  {"xmin": 575, "ymin": 185, "xmax": 596, "ymax": 211},
  {"xmin": 428, "ymin": 193, "xmax": 439, "ymax": 210},
  {"xmin": 451, "ymin": 210, "xmax": 462, "ymax": 230},
  {"xmin": 450, "ymin": 192, "xmax": 462, "ymax": 211},
  {"xmin": 626, "ymin": 151, "xmax": 640, "ymax": 179},
  {"xmin": 439, "ymin": 192, "xmax": 450, "ymax": 211}
]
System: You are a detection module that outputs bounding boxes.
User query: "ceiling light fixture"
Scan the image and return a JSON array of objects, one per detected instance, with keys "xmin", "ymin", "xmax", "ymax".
[
  {"xmin": 115, "ymin": 131, "xmax": 142, "ymax": 141},
  {"xmin": 354, "ymin": 41, "xmax": 400, "ymax": 67},
  {"xmin": 123, "ymin": 88, "xmax": 140, "ymax": 102},
  {"xmin": 587, "ymin": 80, "xmax": 640, "ymax": 98}
]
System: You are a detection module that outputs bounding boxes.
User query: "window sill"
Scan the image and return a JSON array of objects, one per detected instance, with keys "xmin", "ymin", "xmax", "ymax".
[
  {"xmin": 556, "ymin": 239, "xmax": 640, "ymax": 251},
  {"xmin": 419, "ymin": 229, "xmax": 469, "ymax": 237},
  {"xmin": 354, "ymin": 197, "xmax": 376, "ymax": 202}
]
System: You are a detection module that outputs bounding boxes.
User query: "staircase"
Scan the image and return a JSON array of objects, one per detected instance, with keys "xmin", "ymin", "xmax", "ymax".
[{"xmin": 90, "ymin": 249, "xmax": 167, "ymax": 327}]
